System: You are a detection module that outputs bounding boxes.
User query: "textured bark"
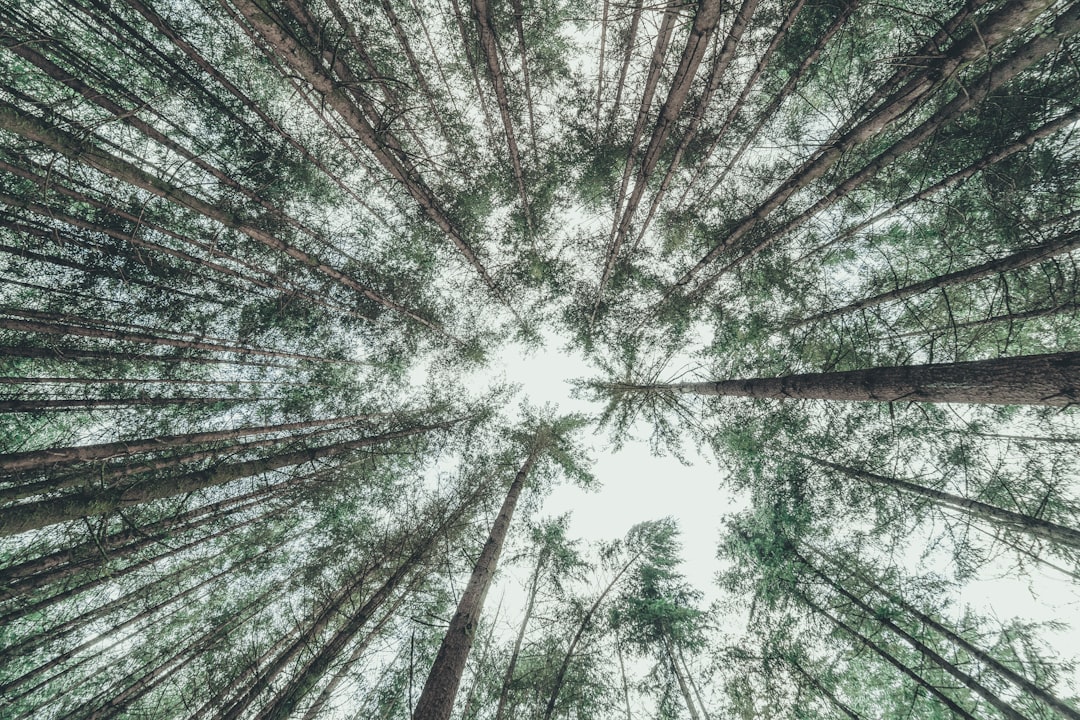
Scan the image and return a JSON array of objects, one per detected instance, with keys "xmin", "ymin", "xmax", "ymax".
[
  {"xmin": 803, "ymin": 455, "xmax": 1080, "ymax": 550},
  {"xmin": 411, "ymin": 445, "xmax": 543, "ymax": 720},
  {"xmin": 792, "ymin": 227, "xmax": 1080, "ymax": 328},
  {"xmin": 0, "ymin": 421, "xmax": 453, "ymax": 535},
  {"xmin": 635, "ymin": 351, "xmax": 1080, "ymax": 406},
  {"xmin": 665, "ymin": 0, "xmax": 1057, "ymax": 298}
]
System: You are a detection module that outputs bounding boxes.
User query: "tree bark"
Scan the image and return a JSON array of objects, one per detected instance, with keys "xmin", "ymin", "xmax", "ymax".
[
  {"xmin": 411, "ymin": 443, "xmax": 544, "ymax": 720},
  {"xmin": 626, "ymin": 351, "xmax": 1080, "ymax": 406}
]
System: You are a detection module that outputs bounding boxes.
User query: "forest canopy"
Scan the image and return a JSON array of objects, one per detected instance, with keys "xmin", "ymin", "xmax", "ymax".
[{"xmin": 1, "ymin": 0, "xmax": 1079, "ymax": 717}]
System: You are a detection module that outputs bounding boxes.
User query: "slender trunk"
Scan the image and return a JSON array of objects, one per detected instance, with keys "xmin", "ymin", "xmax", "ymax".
[
  {"xmin": 0, "ymin": 397, "xmax": 238, "ymax": 413},
  {"xmin": 607, "ymin": 0, "xmax": 644, "ymax": 136},
  {"xmin": 471, "ymin": 0, "xmax": 533, "ymax": 235},
  {"xmin": 898, "ymin": 300, "xmax": 1080, "ymax": 338},
  {"xmin": 809, "ymin": 544, "xmax": 1080, "ymax": 720},
  {"xmin": 0, "ymin": 421, "xmax": 454, "ymax": 536},
  {"xmin": 631, "ymin": 0, "xmax": 765, "ymax": 249},
  {"xmin": 230, "ymin": 0, "xmax": 500, "ymax": 301},
  {"xmin": 800, "ymin": 105, "xmax": 1080, "ymax": 263},
  {"xmin": 0, "ymin": 344, "xmax": 293, "ymax": 370},
  {"xmin": 792, "ymin": 227, "xmax": 1080, "ymax": 328},
  {"xmin": 298, "ymin": 588, "xmax": 413, "ymax": 720},
  {"xmin": 542, "ymin": 549, "xmax": 643, "ymax": 720},
  {"xmin": 736, "ymin": 8, "xmax": 1080, "ymax": 278},
  {"xmin": 678, "ymin": 645, "xmax": 711, "ymax": 720},
  {"xmin": 787, "ymin": 658, "xmax": 864, "ymax": 720},
  {"xmin": 798, "ymin": 550, "xmax": 1030, "ymax": 720},
  {"xmin": 664, "ymin": 0, "xmax": 1057, "ymax": 299},
  {"xmin": 681, "ymin": 1, "xmax": 854, "ymax": 213},
  {"xmin": 625, "ymin": 351, "xmax": 1080, "ymax": 406},
  {"xmin": 0, "ymin": 412, "xmax": 381, "ymax": 473},
  {"xmin": 596, "ymin": 0, "xmax": 610, "ymax": 137},
  {"xmin": 411, "ymin": 444, "xmax": 544, "ymax": 720},
  {"xmin": 493, "ymin": 544, "xmax": 547, "ymax": 720},
  {"xmin": 804, "ymin": 595, "xmax": 980, "ymax": 720},
  {"xmin": 0, "ymin": 487, "xmax": 275, "ymax": 595},
  {"xmin": 449, "ymin": 0, "xmax": 500, "ymax": 145},
  {"xmin": 802, "ymin": 455, "xmax": 1080, "ymax": 550},
  {"xmin": 666, "ymin": 638, "xmax": 701, "ymax": 720},
  {"xmin": 616, "ymin": 628, "xmax": 632, "ymax": 720},
  {"xmin": 0, "ymin": 100, "xmax": 445, "ymax": 336}
]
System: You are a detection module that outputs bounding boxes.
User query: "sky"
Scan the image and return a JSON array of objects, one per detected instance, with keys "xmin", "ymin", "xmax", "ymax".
[{"xmin": 456, "ymin": 329, "xmax": 1080, "ymax": 693}]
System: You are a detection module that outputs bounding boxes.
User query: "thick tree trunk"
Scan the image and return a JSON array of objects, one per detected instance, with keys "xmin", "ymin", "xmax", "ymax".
[
  {"xmin": 411, "ymin": 444, "xmax": 543, "ymax": 720},
  {"xmin": 628, "ymin": 351, "xmax": 1080, "ymax": 406}
]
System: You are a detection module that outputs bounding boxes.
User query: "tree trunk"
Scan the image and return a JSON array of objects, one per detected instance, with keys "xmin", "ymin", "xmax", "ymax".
[
  {"xmin": 804, "ymin": 595, "xmax": 979, "ymax": 720},
  {"xmin": 411, "ymin": 444, "xmax": 544, "ymax": 720},
  {"xmin": 0, "ymin": 412, "xmax": 381, "ymax": 473},
  {"xmin": 0, "ymin": 100, "xmax": 445, "ymax": 337},
  {"xmin": 796, "ymin": 549, "xmax": 1030, "ymax": 720},
  {"xmin": 625, "ymin": 351, "xmax": 1080, "ymax": 406},
  {"xmin": 542, "ymin": 548, "xmax": 643, "ymax": 720},
  {"xmin": 792, "ymin": 227, "xmax": 1080, "ymax": 328},
  {"xmin": 664, "ymin": 0, "xmax": 1057, "ymax": 298},
  {"xmin": 802, "ymin": 455, "xmax": 1080, "ymax": 550},
  {"xmin": 666, "ymin": 638, "xmax": 702, "ymax": 720},
  {"xmin": 809, "ymin": 544, "xmax": 1080, "ymax": 720},
  {"xmin": 0, "ymin": 421, "xmax": 454, "ymax": 536},
  {"xmin": 493, "ymin": 543, "xmax": 547, "ymax": 720},
  {"xmin": 787, "ymin": 658, "xmax": 864, "ymax": 720}
]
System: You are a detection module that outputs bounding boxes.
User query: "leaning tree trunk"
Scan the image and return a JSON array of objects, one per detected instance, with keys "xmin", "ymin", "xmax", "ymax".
[
  {"xmin": 801, "ymin": 455, "xmax": 1080, "ymax": 551},
  {"xmin": 411, "ymin": 442, "xmax": 544, "ymax": 720},
  {"xmin": 620, "ymin": 351, "xmax": 1080, "ymax": 406}
]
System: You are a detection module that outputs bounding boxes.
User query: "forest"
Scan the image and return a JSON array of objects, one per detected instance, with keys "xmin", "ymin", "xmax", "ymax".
[{"xmin": 1, "ymin": 0, "xmax": 1079, "ymax": 716}]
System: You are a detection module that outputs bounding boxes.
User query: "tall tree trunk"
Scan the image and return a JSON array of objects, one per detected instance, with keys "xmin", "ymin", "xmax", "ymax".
[
  {"xmin": 619, "ymin": 351, "xmax": 1080, "ymax": 406},
  {"xmin": 791, "ymin": 226, "xmax": 1080, "ymax": 328},
  {"xmin": 663, "ymin": 0, "xmax": 1057, "ymax": 300},
  {"xmin": 411, "ymin": 443, "xmax": 544, "ymax": 720},
  {"xmin": 0, "ymin": 421, "xmax": 455, "ymax": 535},
  {"xmin": 801, "ymin": 455, "xmax": 1080, "ymax": 550},
  {"xmin": 808, "ymin": 544, "xmax": 1080, "ymax": 720},
  {"xmin": 0, "ymin": 100, "xmax": 446, "ymax": 337},
  {"xmin": 542, "ymin": 548, "xmax": 644, "ymax": 720},
  {"xmin": 796, "ymin": 549, "xmax": 1030, "ymax": 720},
  {"xmin": 493, "ymin": 543, "xmax": 547, "ymax": 720},
  {"xmin": 803, "ymin": 595, "xmax": 980, "ymax": 720},
  {"xmin": 666, "ymin": 638, "xmax": 702, "ymax": 720},
  {"xmin": 0, "ymin": 412, "xmax": 382, "ymax": 473}
]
